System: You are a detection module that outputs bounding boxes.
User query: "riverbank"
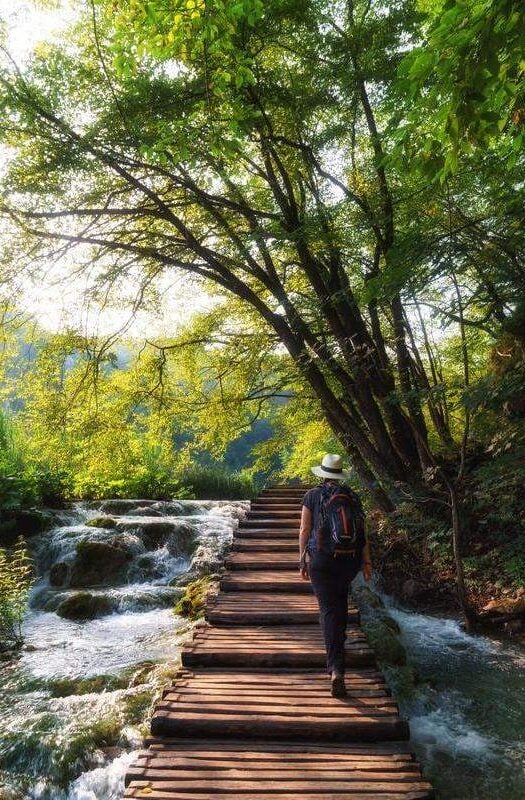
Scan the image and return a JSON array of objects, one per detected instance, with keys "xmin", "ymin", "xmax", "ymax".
[{"xmin": 368, "ymin": 508, "xmax": 525, "ymax": 642}]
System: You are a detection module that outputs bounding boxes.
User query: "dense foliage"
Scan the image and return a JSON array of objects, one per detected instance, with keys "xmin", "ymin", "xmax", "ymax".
[{"xmin": 0, "ymin": 319, "xmax": 259, "ymax": 505}]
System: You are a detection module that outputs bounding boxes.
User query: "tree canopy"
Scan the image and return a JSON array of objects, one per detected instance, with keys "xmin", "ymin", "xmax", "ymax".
[{"xmin": 0, "ymin": 0, "xmax": 523, "ymax": 517}]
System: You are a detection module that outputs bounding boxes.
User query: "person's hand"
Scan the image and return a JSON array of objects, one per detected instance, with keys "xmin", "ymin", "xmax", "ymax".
[
  {"xmin": 362, "ymin": 561, "xmax": 373, "ymax": 583},
  {"xmin": 299, "ymin": 563, "xmax": 309, "ymax": 580}
]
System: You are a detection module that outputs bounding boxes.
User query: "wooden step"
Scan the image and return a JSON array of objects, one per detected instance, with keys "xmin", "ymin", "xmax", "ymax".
[
  {"xmin": 220, "ymin": 570, "xmax": 312, "ymax": 593},
  {"xmin": 142, "ymin": 740, "xmax": 417, "ymax": 754},
  {"xmin": 251, "ymin": 503, "xmax": 306, "ymax": 511},
  {"xmin": 205, "ymin": 592, "xmax": 360, "ymax": 626},
  {"xmin": 241, "ymin": 518, "xmax": 299, "ymax": 529},
  {"xmin": 181, "ymin": 624, "xmax": 375, "ymax": 668},
  {"xmin": 234, "ymin": 528, "xmax": 298, "ymax": 539},
  {"xmin": 250, "ymin": 499, "xmax": 304, "ymax": 507},
  {"xmin": 125, "ymin": 739, "xmax": 432, "ymax": 799},
  {"xmin": 126, "ymin": 784, "xmax": 433, "ymax": 798},
  {"xmin": 246, "ymin": 506, "xmax": 301, "ymax": 520},
  {"xmin": 151, "ymin": 669, "xmax": 410, "ymax": 742},
  {"xmin": 259, "ymin": 492, "xmax": 309, "ymax": 496},
  {"xmin": 257, "ymin": 485, "xmax": 313, "ymax": 499},
  {"xmin": 231, "ymin": 538, "xmax": 297, "ymax": 552},
  {"xmin": 225, "ymin": 552, "xmax": 298, "ymax": 570}
]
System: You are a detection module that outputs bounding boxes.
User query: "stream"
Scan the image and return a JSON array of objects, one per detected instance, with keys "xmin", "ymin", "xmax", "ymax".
[{"xmin": 1, "ymin": 499, "xmax": 524, "ymax": 799}]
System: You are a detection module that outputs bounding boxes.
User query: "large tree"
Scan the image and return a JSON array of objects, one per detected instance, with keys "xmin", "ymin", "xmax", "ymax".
[{"xmin": 0, "ymin": 0, "xmax": 523, "ymax": 511}]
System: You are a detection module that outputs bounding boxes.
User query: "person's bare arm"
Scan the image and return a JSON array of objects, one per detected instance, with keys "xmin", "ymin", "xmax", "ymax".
[
  {"xmin": 362, "ymin": 540, "xmax": 373, "ymax": 582},
  {"xmin": 299, "ymin": 505, "xmax": 311, "ymax": 580}
]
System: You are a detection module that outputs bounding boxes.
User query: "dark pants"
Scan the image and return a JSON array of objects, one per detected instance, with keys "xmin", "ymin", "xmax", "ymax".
[{"xmin": 309, "ymin": 553, "xmax": 359, "ymax": 675}]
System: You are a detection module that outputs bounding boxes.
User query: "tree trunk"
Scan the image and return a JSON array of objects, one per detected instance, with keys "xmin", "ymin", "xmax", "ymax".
[{"xmin": 447, "ymin": 479, "xmax": 475, "ymax": 629}]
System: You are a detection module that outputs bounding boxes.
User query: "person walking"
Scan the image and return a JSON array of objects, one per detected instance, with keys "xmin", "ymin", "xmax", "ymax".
[{"xmin": 299, "ymin": 454, "xmax": 372, "ymax": 698}]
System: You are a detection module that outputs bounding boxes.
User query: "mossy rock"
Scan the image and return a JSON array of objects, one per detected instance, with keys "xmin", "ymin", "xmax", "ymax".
[
  {"xmin": 166, "ymin": 523, "xmax": 197, "ymax": 555},
  {"xmin": 47, "ymin": 674, "xmax": 128, "ymax": 696},
  {"xmin": 49, "ymin": 562, "xmax": 70, "ymax": 588},
  {"xmin": 123, "ymin": 660, "xmax": 157, "ymax": 687},
  {"xmin": 123, "ymin": 690, "xmax": 154, "ymax": 723},
  {"xmin": 1, "ymin": 509, "xmax": 54, "ymax": 544},
  {"xmin": 56, "ymin": 592, "xmax": 114, "ymax": 620},
  {"xmin": 115, "ymin": 519, "xmax": 178, "ymax": 549},
  {"xmin": 361, "ymin": 612, "xmax": 407, "ymax": 666},
  {"xmin": 174, "ymin": 576, "xmax": 214, "ymax": 620},
  {"xmin": 53, "ymin": 716, "xmax": 122, "ymax": 786},
  {"xmin": 86, "ymin": 516, "xmax": 117, "ymax": 529},
  {"xmin": 127, "ymin": 506, "xmax": 163, "ymax": 517},
  {"xmin": 383, "ymin": 664, "xmax": 421, "ymax": 701},
  {"xmin": 69, "ymin": 540, "xmax": 132, "ymax": 587},
  {"xmin": 98, "ymin": 499, "xmax": 156, "ymax": 515},
  {"xmin": 352, "ymin": 584, "xmax": 385, "ymax": 609}
]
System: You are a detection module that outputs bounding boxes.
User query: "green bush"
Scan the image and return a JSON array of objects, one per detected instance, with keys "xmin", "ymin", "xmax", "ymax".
[
  {"xmin": 0, "ymin": 538, "xmax": 33, "ymax": 650},
  {"xmin": 177, "ymin": 465, "xmax": 256, "ymax": 499},
  {"xmin": 0, "ymin": 411, "xmax": 69, "ymax": 511},
  {"xmin": 0, "ymin": 412, "xmax": 38, "ymax": 512}
]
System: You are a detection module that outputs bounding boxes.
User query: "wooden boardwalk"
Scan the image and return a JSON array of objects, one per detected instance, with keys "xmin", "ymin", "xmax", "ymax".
[{"xmin": 124, "ymin": 486, "xmax": 433, "ymax": 799}]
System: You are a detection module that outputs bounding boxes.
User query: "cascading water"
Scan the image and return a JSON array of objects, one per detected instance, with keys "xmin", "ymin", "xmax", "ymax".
[
  {"xmin": 382, "ymin": 600, "xmax": 525, "ymax": 800},
  {"xmin": 0, "ymin": 499, "xmax": 248, "ymax": 800}
]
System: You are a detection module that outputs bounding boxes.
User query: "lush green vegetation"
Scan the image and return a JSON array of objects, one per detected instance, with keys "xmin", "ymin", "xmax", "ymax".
[
  {"xmin": 0, "ymin": 539, "xmax": 33, "ymax": 650},
  {"xmin": 0, "ymin": 327, "xmax": 258, "ymax": 506},
  {"xmin": 0, "ymin": 0, "xmax": 523, "ymax": 620},
  {"xmin": 174, "ymin": 576, "xmax": 216, "ymax": 620}
]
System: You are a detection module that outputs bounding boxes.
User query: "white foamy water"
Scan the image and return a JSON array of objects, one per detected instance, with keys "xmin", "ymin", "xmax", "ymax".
[
  {"xmin": 21, "ymin": 608, "xmax": 183, "ymax": 679},
  {"xmin": 30, "ymin": 750, "xmax": 139, "ymax": 800},
  {"xmin": 1, "ymin": 499, "xmax": 246, "ymax": 799},
  {"xmin": 65, "ymin": 751, "xmax": 139, "ymax": 800},
  {"xmin": 384, "ymin": 600, "xmax": 525, "ymax": 799}
]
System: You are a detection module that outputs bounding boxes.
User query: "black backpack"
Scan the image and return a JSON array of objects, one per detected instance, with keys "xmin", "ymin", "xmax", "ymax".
[{"xmin": 314, "ymin": 483, "xmax": 366, "ymax": 559}]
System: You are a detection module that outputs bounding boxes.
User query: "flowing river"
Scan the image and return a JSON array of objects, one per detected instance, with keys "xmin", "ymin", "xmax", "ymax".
[{"xmin": 1, "ymin": 499, "xmax": 524, "ymax": 799}]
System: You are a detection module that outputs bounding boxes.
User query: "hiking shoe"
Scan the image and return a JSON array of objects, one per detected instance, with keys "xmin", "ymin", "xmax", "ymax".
[{"xmin": 331, "ymin": 673, "xmax": 347, "ymax": 698}]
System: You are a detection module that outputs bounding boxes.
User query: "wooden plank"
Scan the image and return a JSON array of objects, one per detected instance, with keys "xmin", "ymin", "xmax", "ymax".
[
  {"xmin": 220, "ymin": 571, "xmax": 313, "ymax": 593},
  {"xmin": 171, "ymin": 669, "xmax": 386, "ymax": 684},
  {"xmin": 247, "ymin": 510, "xmax": 302, "ymax": 517},
  {"xmin": 125, "ymin": 776, "xmax": 432, "ymax": 791},
  {"xmin": 225, "ymin": 553, "xmax": 298, "ymax": 570},
  {"xmin": 250, "ymin": 504, "xmax": 306, "ymax": 512},
  {"xmin": 190, "ymin": 624, "xmax": 365, "ymax": 639},
  {"xmin": 131, "ymin": 757, "xmax": 417, "ymax": 769},
  {"xmin": 251, "ymin": 500, "xmax": 305, "ymax": 507},
  {"xmin": 260, "ymin": 488, "xmax": 311, "ymax": 496},
  {"xmin": 161, "ymin": 693, "xmax": 397, "ymax": 713},
  {"xmin": 205, "ymin": 592, "xmax": 359, "ymax": 626},
  {"xmin": 151, "ymin": 709, "xmax": 410, "ymax": 741},
  {"xmin": 142, "ymin": 740, "xmax": 417, "ymax": 755},
  {"xmin": 125, "ymin": 789, "xmax": 433, "ymax": 800},
  {"xmin": 241, "ymin": 519, "xmax": 300, "ymax": 529},
  {"xmin": 233, "ymin": 528, "xmax": 299, "ymax": 539},
  {"xmin": 231, "ymin": 539, "xmax": 297, "ymax": 552},
  {"xmin": 181, "ymin": 651, "xmax": 373, "ymax": 668}
]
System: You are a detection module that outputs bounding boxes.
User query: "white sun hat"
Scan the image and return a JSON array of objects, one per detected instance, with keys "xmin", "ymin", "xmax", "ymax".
[{"xmin": 311, "ymin": 453, "xmax": 352, "ymax": 479}]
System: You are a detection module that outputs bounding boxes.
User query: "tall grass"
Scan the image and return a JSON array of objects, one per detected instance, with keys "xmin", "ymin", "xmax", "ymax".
[
  {"xmin": 0, "ymin": 411, "xmax": 68, "ymax": 510},
  {"xmin": 178, "ymin": 465, "xmax": 256, "ymax": 499}
]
